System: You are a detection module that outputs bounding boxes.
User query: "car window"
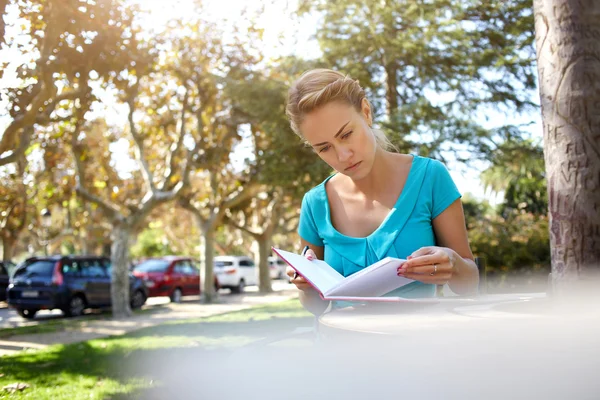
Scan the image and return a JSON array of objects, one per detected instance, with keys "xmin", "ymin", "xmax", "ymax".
[
  {"xmin": 174, "ymin": 262, "xmax": 186, "ymax": 274},
  {"xmin": 134, "ymin": 259, "xmax": 170, "ymax": 273},
  {"xmin": 61, "ymin": 260, "xmax": 80, "ymax": 277},
  {"xmin": 239, "ymin": 259, "xmax": 255, "ymax": 267},
  {"xmin": 214, "ymin": 261, "xmax": 233, "ymax": 267},
  {"xmin": 80, "ymin": 259, "xmax": 107, "ymax": 278},
  {"xmin": 177, "ymin": 261, "xmax": 196, "ymax": 275},
  {"xmin": 13, "ymin": 260, "xmax": 56, "ymax": 278},
  {"xmin": 103, "ymin": 259, "xmax": 112, "ymax": 277}
]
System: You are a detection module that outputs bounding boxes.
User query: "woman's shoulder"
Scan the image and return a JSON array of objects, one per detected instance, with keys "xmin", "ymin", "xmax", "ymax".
[{"xmin": 303, "ymin": 173, "xmax": 336, "ymax": 202}]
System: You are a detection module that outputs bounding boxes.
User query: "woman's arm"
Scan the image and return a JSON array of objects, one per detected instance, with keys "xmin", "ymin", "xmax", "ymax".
[
  {"xmin": 431, "ymin": 199, "xmax": 479, "ymax": 294},
  {"xmin": 398, "ymin": 199, "xmax": 479, "ymax": 295},
  {"xmin": 287, "ymin": 239, "xmax": 331, "ymax": 315}
]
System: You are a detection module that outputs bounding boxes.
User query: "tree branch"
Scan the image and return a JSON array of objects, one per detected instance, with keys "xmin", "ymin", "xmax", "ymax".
[
  {"xmin": 70, "ymin": 121, "xmax": 123, "ymax": 222},
  {"xmin": 160, "ymin": 87, "xmax": 189, "ymax": 190},
  {"xmin": 0, "ymin": 127, "xmax": 33, "ymax": 167},
  {"xmin": 224, "ymin": 214, "xmax": 261, "ymax": 237},
  {"xmin": 126, "ymin": 85, "xmax": 156, "ymax": 194}
]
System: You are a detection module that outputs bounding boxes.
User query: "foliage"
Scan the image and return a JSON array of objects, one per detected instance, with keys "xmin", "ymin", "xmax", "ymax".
[
  {"xmin": 297, "ymin": 0, "xmax": 537, "ymax": 161},
  {"xmin": 480, "ymin": 135, "xmax": 547, "ymax": 216},
  {"xmin": 468, "ymin": 208, "xmax": 551, "ymax": 275},
  {"xmin": 129, "ymin": 227, "xmax": 176, "ymax": 258}
]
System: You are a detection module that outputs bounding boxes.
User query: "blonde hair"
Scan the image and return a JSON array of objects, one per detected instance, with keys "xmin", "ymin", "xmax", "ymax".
[{"xmin": 285, "ymin": 68, "xmax": 395, "ymax": 151}]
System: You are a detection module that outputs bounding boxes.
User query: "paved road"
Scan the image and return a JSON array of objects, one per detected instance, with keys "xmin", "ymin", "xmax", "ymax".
[{"xmin": 0, "ymin": 280, "xmax": 296, "ymax": 329}]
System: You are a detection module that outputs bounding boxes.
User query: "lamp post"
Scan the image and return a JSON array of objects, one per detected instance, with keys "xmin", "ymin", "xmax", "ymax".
[{"xmin": 41, "ymin": 208, "xmax": 52, "ymax": 256}]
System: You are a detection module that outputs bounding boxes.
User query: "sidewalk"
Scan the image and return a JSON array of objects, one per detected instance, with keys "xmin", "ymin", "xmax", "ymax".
[{"xmin": 0, "ymin": 284, "xmax": 299, "ymax": 356}]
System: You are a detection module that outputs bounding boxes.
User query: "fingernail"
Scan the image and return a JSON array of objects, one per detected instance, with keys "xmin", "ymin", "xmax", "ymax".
[{"xmin": 407, "ymin": 256, "xmax": 413, "ymax": 260}]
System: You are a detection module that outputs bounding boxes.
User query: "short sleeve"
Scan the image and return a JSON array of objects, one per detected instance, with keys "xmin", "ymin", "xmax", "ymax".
[
  {"xmin": 430, "ymin": 160, "xmax": 462, "ymax": 219},
  {"xmin": 298, "ymin": 192, "xmax": 324, "ymax": 246}
]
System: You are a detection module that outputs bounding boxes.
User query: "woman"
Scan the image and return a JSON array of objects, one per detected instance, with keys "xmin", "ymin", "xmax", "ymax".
[{"xmin": 285, "ymin": 68, "xmax": 479, "ymax": 315}]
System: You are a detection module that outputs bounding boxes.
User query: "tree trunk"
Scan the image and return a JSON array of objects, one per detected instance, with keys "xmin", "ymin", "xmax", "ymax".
[
  {"xmin": 257, "ymin": 235, "xmax": 273, "ymax": 294},
  {"xmin": 384, "ymin": 63, "xmax": 398, "ymax": 117},
  {"xmin": 111, "ymin": 223, "xmax": 132, "ymax": 318},
  {"xmin": 2, "ymin": 237, "xmax": 15, "ymax": 261},
  {"xmin": 533, "ymin": 0, "xmax": 600, "ymax": 292},
  {"xmin": 201, "ymin": 227, "xmax": 217, "ymax": 303}
]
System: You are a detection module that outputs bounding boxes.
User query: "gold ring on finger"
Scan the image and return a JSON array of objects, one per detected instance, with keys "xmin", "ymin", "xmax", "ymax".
[{"xmin": 430, "ymin": 263, "xmax": 438, "ymax": 276}]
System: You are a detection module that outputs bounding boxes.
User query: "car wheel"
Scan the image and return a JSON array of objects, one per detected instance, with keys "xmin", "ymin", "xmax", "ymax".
[
  {"xmin": 232, "ymin": 279, "xmax": 245, "ymax": 294},
  {"xmin": 64, "ymin": 295, "xmax": 86, "ymax": 317},
  {"xmin": 130, "ymin": 290, "xmax": 146, "ymax": 309},
  {"xmin": 170, "ymin": 288, "xmax": 183, "ymax": 303},
  {"xmin": 17, "ymin": 309, "xmax": 38, "ymax": 319}
]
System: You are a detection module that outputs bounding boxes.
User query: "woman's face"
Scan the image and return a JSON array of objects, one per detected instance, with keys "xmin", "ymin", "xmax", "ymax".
[{"xmin": 299, "ymin": 99, "xmax": 377, "ymax": 180}]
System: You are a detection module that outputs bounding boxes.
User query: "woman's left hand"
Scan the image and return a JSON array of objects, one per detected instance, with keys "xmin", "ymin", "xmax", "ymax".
[{"xmin": 397, "ymin": 246, "xmax": 457, "ymax": 285}]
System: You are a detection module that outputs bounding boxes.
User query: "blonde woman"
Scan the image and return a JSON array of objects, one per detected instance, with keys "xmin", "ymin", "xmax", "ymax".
[{"xmin": 285, "ymin": 69, "xmax": 479, "ymax": 315}]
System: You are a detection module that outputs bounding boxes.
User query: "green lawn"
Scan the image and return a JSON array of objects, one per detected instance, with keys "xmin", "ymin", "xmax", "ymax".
[{"xmin": 0, "ymin": 299, "xmax": 312, "ymax": 399}]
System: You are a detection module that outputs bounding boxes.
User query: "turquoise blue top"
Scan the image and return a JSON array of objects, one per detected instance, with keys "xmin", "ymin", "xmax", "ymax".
[{"xmin": 298, "ymin": 155, "xmax": 461, "ymax": 298}]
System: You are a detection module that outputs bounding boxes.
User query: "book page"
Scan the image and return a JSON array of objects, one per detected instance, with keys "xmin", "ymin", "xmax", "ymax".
[
  {"xmin": 326, "ymin": 257, "xmax": 414, "ymax": 297},
  {"xmin": 272, "ymin": 248, "xmax": 344, "ymax": 295}
]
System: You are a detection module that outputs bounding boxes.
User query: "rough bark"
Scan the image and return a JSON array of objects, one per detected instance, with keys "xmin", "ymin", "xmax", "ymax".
[
  {"xmin": 257, "ymin": 235, "xmax": 273, "ymax": 294},
  {"xmin": 2, "ymin": 237, "xmax": 15, "ymax": 261},
  {"xmin": 201, "ymin": 223, "xmax": 217, "ymax": 303},
  {"xmin": 110, "ymin": 224, "xmax": 132, "ymax": 318},
  {"xmin": 533, "ymin": 0, "xmax": 600, "ymax": 292}
]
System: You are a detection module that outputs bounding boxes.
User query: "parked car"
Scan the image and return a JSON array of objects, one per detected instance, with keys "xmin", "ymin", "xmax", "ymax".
[
  {"xmin": 214, "ymin": 255, "xmax": 257, "ymax": 293},
  {"xmin": 0, "ymin": 260, "xmax": 15, "ymax": 302},
  {"xmin": 268, "ymin": 256, "xmax": 287, "ymax": 280},
  {"xmin": 132, "ymin": 256, "xmax": 219, "ymax": 303},
  {"xmin": 7, "ymin": 255, "xmax": 148, "ymax": 319}
]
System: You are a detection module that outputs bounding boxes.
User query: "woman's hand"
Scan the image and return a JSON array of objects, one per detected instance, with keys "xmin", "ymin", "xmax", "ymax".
[
  {"xmin": 286, "ymin": 248, "xmax": 317, "ymax": 291},
  {"xmin": 397, "ymin": 246, "xmax": 458, "ymax": 285}
]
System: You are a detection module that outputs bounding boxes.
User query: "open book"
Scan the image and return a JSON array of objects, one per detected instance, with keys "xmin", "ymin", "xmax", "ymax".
[{"xmin": 272, "ymin": 247, "xmax": 416, "ymax": 302}]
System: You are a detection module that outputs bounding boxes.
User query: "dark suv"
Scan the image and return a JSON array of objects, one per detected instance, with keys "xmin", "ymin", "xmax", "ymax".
[{"xmin": 7, "ymin": 256, "xmax": 148, "ymax": 319}]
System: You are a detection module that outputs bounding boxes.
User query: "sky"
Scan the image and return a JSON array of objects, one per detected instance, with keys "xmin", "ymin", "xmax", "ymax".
[{"xmin": 1, "ymin": 0, "xmax": 544, "ymax": 204}]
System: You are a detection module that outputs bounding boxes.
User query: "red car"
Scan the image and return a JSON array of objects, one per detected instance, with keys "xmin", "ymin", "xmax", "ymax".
[{"xmin": 132, "ymin": 256, "xmax": 219, "ymax": 303}]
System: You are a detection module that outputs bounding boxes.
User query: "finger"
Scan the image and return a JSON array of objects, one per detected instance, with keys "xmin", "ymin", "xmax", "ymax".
[
  {"xmin": 401, "ymin": 254, "xmax": 446, "ymax": 268},
  {"xmin": 286, "ymin": 266, "xmax": 295, "ymax": 277},
  {"xmin": 409, "ymin": 247, "xmax": 435, "ymax": 259},
  {"xmin": 400, "ymin": 271, "xmax": 451, "ymax": 285},
  {"xmin": 399, "ymin": 263, "xmax": 448, "ymax": 276},
  {"xmin": 305, "ymin": 249, "xmax": 317, "ymax": 261}
]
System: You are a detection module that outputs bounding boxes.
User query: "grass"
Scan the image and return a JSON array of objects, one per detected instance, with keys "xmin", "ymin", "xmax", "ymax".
[{"xmin": 0, "ymin": 299, "xmax": 312, "ymax": 399}]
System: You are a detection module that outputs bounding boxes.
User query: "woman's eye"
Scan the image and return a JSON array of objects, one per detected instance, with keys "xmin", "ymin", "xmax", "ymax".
[
  {"xmin": 318, "ymin": 145, "xmax": 330, "ymax": 153},
  {"xmin": 341, "ymin": 131, "xmax": 352, "ymax": 139}
]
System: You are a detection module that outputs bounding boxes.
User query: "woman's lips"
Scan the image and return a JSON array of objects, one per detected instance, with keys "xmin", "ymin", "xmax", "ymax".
[{"xmin": 345, "ymin": 161, "xmax": 362, "ymax": 171}]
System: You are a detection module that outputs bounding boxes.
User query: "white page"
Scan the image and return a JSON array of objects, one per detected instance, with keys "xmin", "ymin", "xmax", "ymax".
[
  {"xmin": 326, "ymin": 257, "xmax": 414, "ymax": 297},
  {"xmin": 272, "ymin": 248, "xmax": 344, "ymax": 295}
]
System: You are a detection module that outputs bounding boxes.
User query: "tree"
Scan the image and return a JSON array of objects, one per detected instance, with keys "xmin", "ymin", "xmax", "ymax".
[
  {"xmin": 297, "ymin": 0, "xmax": 538, "ymax": 160},
  {"xmin": 0, "ymin": 156, "xmax": 31, "ymax": 260},
  {"xmin": 0, "ymin": 0, "xmax": 138, "ymax": 166},
  {"xmin": 70, "ymin": 40, "xmax": 196, "ymax": 317},
  {"xmin": 532, "ymin": 0, "xmax": 600, "ymax": 290}
]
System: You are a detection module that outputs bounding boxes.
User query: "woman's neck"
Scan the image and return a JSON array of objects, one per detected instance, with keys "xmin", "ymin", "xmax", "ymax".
[{"xmin": 349, "ymin": 149, "xmax": 410, "ymax": 197}]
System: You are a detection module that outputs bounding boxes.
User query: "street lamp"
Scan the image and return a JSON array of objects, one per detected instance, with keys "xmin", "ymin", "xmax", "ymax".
[{"xmin": 41, "ymin": 208, "xmax": 52, "ymax": 255}]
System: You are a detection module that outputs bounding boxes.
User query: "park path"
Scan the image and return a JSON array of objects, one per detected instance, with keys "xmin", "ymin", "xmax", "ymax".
[{"xmin": 0, "ymin": 283, "xmax": 298, "ymax": 356}]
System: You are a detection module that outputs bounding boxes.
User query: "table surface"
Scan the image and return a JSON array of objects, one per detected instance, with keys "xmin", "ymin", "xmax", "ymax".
[{"xmin": 318, "ymin": 292, "xmax": 554, "ymax": 335}]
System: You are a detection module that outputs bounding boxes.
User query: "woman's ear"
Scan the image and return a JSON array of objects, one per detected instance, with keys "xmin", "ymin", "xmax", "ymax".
[{"xmin": 361, "ymin": 98, "xmax": 373, "ymax": 126}]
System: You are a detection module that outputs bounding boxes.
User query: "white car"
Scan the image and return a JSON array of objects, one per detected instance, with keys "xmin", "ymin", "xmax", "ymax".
[
  {"xmin": 214, "ymin": 255, "xmax": 257, "ymax": 293},
  {"xmin": 268, "ymin": 256, "xmax": 287, "ymax": 280}
]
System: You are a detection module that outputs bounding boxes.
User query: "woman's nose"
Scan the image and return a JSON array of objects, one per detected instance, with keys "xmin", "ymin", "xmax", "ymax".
[{"xmin": 337, "ymin": 146, "xmax": 352, "ymax": 162}]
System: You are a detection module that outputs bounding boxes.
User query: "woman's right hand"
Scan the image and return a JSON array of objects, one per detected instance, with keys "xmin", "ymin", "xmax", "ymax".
[{"xmin": 287, "ymin": 248, "xmax": 317, "ymax": 291}]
